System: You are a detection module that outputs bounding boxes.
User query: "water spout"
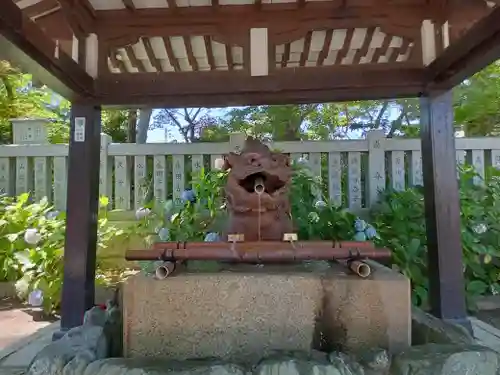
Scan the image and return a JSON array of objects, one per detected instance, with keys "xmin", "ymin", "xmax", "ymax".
[{"xmin": 254, "ymin": 177, "xmax": 265, "ymax": 195}]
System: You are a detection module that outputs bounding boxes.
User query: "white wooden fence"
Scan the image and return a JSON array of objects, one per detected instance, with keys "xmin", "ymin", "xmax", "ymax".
[{"xmin": 2, "ymin": 119, "xmax": 500, "ymax": 211}]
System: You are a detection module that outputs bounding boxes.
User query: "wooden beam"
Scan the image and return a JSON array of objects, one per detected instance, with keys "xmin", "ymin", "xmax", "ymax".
[
  {"xmin": 92, "ymin": 3, "xmax": 434, "ymax": 41},
  {"xmin": 0, "ymin": 0, "xmax": 95, "ymax": 99},
  {"xmin": 23, "ymin": 0, "xmax": 60, "ymax": 19},
  {"xmin": 93, "ymin": 65, "xmax": 424, "ymax": 106},
  {"xmin": 91, "ymin": 1, "xmax": 490, "ymax": 35},
  {"xmin": 427, "ymin": 6, "xmax": 500, "ymax": 89},
  {"xmin": 57, "ymin": 0, "xmax": 95, "ymax": 35},
  {"xmin": 420, "ymin": 90, "xmax": 470, "ymax": 329},
  {"xmin": 33, "ymin": 10, "xmax": 73, "ymax": 40},
  {"xmin": 60, "ymin": 102, "xmax": 101, "ymax": 331}
]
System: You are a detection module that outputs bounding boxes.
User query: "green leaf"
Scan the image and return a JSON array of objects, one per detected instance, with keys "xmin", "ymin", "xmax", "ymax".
[
  {"xmin": 99, "ymin": 196, "xmax": 110, "ymax": 208},
  {"xmin": 467, "ymin": 280, "xmax": 489, "ymax": 295},
  {"xmin": 5, "ymin": 233, "xmax": 19, "ymax": 243},
  {"xmin": 16, "ymin": 193, "xmax": 30, "ymax": 206}
]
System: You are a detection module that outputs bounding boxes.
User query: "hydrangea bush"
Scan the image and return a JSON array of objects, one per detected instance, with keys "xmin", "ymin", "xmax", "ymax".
[
  {"xmin": 131, "ymin": 160, "xmax": 373, "ymax": 261},
  {"xmin": 0, "ymin": 193, "xmax": 122, "ymax": 314},
  {"xmin": 370, "ymin": 165, "xmax": 500, "ymax": 309},
  {"xmin": 132, "ymin": 160, "xmax": 500, "ymax": 309}
]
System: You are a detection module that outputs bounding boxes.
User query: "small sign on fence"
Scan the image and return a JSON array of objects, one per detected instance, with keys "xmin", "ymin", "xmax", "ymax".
[{"xmin": 74, "ymin": 117, "xmax": 86, "ymax": 142}]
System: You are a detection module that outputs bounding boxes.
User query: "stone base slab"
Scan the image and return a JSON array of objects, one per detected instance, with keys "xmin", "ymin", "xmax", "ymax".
[{"xmin": 123, "ymin": 261, "xmax": 410, "ymax": 362}]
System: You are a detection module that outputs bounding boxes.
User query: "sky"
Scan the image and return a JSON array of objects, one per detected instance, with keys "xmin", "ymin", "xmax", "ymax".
[{"xmin": 146, "ymin": 108, "xmax": 230, "ymax": 143}]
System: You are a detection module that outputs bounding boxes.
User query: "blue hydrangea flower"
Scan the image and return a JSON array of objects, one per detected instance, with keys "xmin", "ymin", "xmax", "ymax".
[
  {"xmin": 158, "ymin": 228, "xmax": 170, "ymax": 241},
  {"xmin": 353, "ymin": 231, "xmax": 367, "ymax": 241},
  {"xmin": 181, "ymin": 189, "xmax": 196, "ymax": 203},
  {"xmin": 204, "ymin": 232, "xmax": 220, "ymax": 242},
  {"xmin": 354, "ymin": 218, "xmax": 367, "ymax": 232},
  {"xmin": 365, "ymin": 225, "xmax": 378, "ymax": 240}
]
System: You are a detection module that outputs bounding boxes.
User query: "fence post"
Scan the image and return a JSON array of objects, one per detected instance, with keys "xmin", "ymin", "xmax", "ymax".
[
  {"xmin": 99, "ymin": 133, "xmax": 112, "ymax": 205},
  {"xmin": 11, "ymin": 118, "xmax": 51, "ymax": 200},
  {"xmin": 229, "ymin": 133, "xmax": 246, "ymax": 154},
  {"xmin": 367, "ymin": 130, "xmax": 386, "ymax": 206}
]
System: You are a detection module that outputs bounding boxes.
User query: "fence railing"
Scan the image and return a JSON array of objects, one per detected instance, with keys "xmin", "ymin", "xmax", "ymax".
[{"xmin": 2, "ymin": 119, "xmax": 500, "ymax": 211}]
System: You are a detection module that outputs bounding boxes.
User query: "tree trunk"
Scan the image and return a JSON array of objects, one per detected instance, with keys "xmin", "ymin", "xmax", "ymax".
[
  {"xmin": 137, "ymin": 108, "xmax": 152, "ymax": 144},
  {"xmin": 136, "ymin": 108, "xmax": 155, "ymax": 202},
  {"xmin": 127, "ymin": 110, "xmax": 137, "ymax": 143}
]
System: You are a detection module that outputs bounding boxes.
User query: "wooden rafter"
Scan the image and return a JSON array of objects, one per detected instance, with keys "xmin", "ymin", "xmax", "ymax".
[
  {"xmin": 204, "ymin": 36, "xmax": 216, "ymax": 70},
  {"xmin": 124, "ymin": 45, "xmax": 146, "ymax": 72},
  {"xmin": 427, "ymin": 5, "xmax": 500, "ymax": 89},
  {"xmin": 142, "ymin": 38, "xmax": 162, "ymax": 72},
  {"xmin": 335, "ymin": 28, "xmax": 354, "ymax": 64},
  {"xmin": 299, "ymin": 31, "xmax": 312, "ymax": 66},
  {"xmin": 372, "ymin": 32, "xmax": 392, "ymax": 63},
  {"xmin": 122, "ymin": 0, "xmax": 137, "ymax": 11},
  {"xmin": 0, "ymin": 0, "xmax": 94, "ymax": 98},
  {"xmin": 162, "ymin": 37, "xmax": 180, "ymax": 72},
  {"xmin": 56, "ymin": 0, "xmax": 95, "ymax": 35},
  {"xmin": 183, "ymin": 36, "xmax": 199, "ymax": 71},
  {"xmin": 23, "ymin": 0, "xmax": 60, "ymax": 19},
  {"xmin": 317, "ymin": 29, "xmax": 333, "ymax": 66}
]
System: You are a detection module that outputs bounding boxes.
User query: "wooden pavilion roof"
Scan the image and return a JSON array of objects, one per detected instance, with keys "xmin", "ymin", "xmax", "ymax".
[{"xmin": 1, "ymin": 0, "xmax": 499, "ymax": 106}]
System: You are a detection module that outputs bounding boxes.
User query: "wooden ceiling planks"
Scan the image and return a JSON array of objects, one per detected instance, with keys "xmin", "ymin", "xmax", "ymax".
[{"xmin": 103, "ymin": 28, "xmax": 415, "ymax": 76}]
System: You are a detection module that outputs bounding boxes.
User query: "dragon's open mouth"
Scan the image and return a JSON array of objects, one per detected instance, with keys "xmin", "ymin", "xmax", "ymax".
[{"xmin": 239, "ymin": 172, "xmax": 285, "ymax": 195}]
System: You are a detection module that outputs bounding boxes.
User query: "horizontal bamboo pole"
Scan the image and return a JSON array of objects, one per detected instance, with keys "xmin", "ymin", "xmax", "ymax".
[{"xmin": 125, "ymin": 241, "xmax": 390, "ymax": 262}]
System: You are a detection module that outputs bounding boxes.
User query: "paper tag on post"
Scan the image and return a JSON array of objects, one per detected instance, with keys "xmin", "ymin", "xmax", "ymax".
[{"xmin": 74, "ymin": 117, "xmax": 86, "ymax": 142}]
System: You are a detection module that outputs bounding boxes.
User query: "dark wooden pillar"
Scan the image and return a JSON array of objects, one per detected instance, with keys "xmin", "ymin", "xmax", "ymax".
[
  {"xmin": 420, "ymin": 90, "xmax": 469, "ymax": 327},
  {"xmin": 60, "ymin": 102, "xmax": 101, "ymax": 332}
]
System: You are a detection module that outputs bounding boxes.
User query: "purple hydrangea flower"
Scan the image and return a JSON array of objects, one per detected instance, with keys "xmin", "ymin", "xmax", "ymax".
[{"xmin": 28, "ymin": 289, "xmax": 43, "ymax": 307}]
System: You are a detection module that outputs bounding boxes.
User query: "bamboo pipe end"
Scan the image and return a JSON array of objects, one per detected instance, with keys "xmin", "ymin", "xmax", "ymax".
[
  {"xmin": 349, "ymin": 260, "xmax": 371, "ymax": 278},
  {"xmin": 155, "ymin": 262, "xmax": 176, "ymax": 280}
]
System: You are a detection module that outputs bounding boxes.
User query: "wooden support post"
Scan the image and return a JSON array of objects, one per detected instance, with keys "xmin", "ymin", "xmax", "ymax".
[
  {"xmin": 420, "ymin": 91, "xmax": 470, "ymax": 330},
  {"xmin": 59, "ymin": 102, "xmax": 101, "ymax": 333}
]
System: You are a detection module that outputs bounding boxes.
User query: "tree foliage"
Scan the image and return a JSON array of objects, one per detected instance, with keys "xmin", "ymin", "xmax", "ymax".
[
  {"xmin": 454, "ymin": 61, "xmax": 500, "ymax": 136},
  {"xmin": 0, "ymin": 61, "xmax": 70, "ymax": 143}
]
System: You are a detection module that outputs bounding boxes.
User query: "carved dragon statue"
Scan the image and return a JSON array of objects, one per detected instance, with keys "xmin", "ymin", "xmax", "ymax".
[{"xmin": 223, "ymin": 137, "xmax": 293, "ymax": 241}]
